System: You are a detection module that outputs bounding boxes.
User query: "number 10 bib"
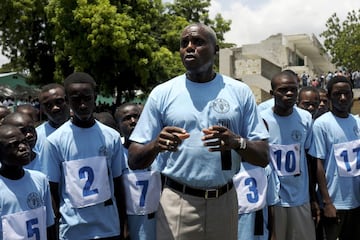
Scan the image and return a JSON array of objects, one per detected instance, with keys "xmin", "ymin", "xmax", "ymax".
[{"xmin": 270, "ymin": 143, "xmax": 300, "ymax": 176}]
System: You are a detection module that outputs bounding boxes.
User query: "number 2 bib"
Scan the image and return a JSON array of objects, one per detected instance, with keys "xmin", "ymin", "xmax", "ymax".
[
  {"xmin": 270, "ymin": 143, "xmax": 300, "ymax": 176},
  {"xmin": 63, "ymin": 156, "xmax": 111, "ymax": 208}
]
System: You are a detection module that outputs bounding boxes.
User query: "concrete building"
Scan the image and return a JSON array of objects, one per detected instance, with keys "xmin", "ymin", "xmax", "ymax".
[{"xmin": 219, "ymin": 33, "xmax": 335, "ymax": 103}]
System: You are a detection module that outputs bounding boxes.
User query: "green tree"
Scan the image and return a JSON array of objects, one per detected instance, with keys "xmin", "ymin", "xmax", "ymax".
[
  {"xmin": 321, "ymin": 9, "xmax": 360, "ymax": 70},
  {"xmin": 1, "ymin": 0, "xmax": 233, "ymax": 102},
  {"xmin": 165, "ymin": 0, "xmax": 233, "ymax": 48},
  {"xmin": 0, "ymin": 0, "xmax": 55, "ymax": 85},
  {"xmin": 47, "ymin": 0, "xmax": 183, "ymax": 103}
]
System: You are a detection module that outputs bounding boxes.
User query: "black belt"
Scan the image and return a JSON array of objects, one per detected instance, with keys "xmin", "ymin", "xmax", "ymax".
[{"xmin": 164, "ymin": 177, "xmax": 233, "ymax": 199}]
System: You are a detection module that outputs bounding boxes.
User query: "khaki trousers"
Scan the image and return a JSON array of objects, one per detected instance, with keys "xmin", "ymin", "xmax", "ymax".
[{"xmin": 156, "ymin": 186, "xmax": 238, "ymax": 240}]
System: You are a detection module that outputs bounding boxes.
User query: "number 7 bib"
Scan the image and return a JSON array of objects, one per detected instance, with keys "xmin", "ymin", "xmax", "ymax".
[
  {"xmin": 122, "ymin": 171, "xmax": 161, "ymax": 215},
  {"xmin": 63, "ymin": 156, "xmax": 111, "ymax": 208}
]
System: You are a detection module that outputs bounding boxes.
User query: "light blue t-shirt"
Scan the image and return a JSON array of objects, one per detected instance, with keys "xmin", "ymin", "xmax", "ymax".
[
  {"xmin": 25, "ymin": 121, "xmax": 57, "ymax": 172},
  {"xmin": 0, "ymin": 169, "xmax": 54, "ymax": 239},
  {"xmin": 257, "ymin": 98, "xmax": 274, "ymax": 112},
  {"xmin": 35, "ymin": 121, "xmax": 57, "ymax": 153},
  {"xmin": 130, "ymin": 74, "xmax": 269, "ymax": 188},
  {"xmin": 261, "ymin": 107, "xmax": 313, "ymax": 207},
  {"xmin": 122, "ymin": 148, "xmax": 156, "ymax": 240},
  {"xmin": 308, "ymin": 112, "xmax": 360, "ymax": 209},
  {"xmin": 42, "ymin": 120, "xmax": 124, "ymax": 239}
]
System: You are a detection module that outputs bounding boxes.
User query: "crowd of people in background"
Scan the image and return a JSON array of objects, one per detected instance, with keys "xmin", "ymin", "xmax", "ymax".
[{"xmin": 300, "ymin": 69, "xmax": 360, "ymax": 89}]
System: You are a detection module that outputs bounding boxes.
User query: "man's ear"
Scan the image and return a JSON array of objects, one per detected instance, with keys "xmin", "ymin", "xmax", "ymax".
[{"xmin": 215, "ymin": 45, "xmax": 219, "ymax": 54}]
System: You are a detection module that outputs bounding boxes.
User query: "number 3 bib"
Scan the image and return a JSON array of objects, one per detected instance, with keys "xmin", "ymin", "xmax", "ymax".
[
  {"xmin": 63, "ymin": 156, "xmax": 111, "ymax": 208},
  {"xmin": 233, "ymin": 166, "xmax": 267, "ymax": 214}
]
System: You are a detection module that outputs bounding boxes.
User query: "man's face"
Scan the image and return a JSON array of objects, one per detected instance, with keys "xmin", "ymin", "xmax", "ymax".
[
  {"xmin": 117, "ymin": 105, "xmax": 140, "ymax": 139},
  {"xmin": 66, "ymin": 83, "xmax": 96, "ymax": 123},
  {"xmin": 318, "ymin": 92, "xmax": 329, "ymax": 115},
  {"xmin": 298, "ymin": 91, "xmax": 320, "ymax": 117},
  {"xmin": 0, "ymin": 127, "xmax": 31, "ymax": 167},
  {"xmin": 4, "ymin": 114, "xmax": 37, "ymax": 149},
  {"xmin": 330, "ymin": 82, "xmax": 353, "ymax": 115},
  {"xmin": 40, "ymin": 87, "xmax": 70, "ymax": 127},
  {"xmin": 179, "ymin": 25, "xmax": 216, "ymax": 74},
  {"xmin": 272, "ymin": 76, "xmax": 298, "ymax": 112}
]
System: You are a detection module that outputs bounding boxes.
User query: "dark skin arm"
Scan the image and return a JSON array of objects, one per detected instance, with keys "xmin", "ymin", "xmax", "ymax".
[
  {"xmin": 306, "ymin": 152, "xmax": 320, "ymax": 226},
  {"xmin": 49, "ymin": 182, "xmax": 60, "ymax": 239},
  {"xmin": 316, "ymin": 158, "xmax": 337, "ymax": 218},
  {"xmin": 267, "ymin": 205, "xmax": 276, "ymax": 240},
  {"xmin": 128, "ymin": 126, "xmax": 189, "ymax": 170},
  {"xmin": 47, "ymin": 224, "xmax": 57, "ymax": 240},
  {"xmin": 202, "ymin": 125, "xmax": 269, "ymax": 167},
  {"xmin": 128, "ymin": 125, "xmax": 268, "ymax": 170},
  {"xmin": 114, "ymin": 176, "xmax": 127, "ymax": 240}
]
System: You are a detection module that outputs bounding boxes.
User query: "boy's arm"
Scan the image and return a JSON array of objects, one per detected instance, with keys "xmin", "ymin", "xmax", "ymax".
[
  {"xmin": 47, "ymin": 224, "xmax": 57, "ymax": 240},
  {"xmin": 49, "ymin": 182, "xmax": 60, "ymax": 237},
  {"xmin": 114, "ymin": 176, "xmax": 127, "ymax": 240},
  {"xmin": 317, "ymin": 158, "xmax": 336, "ymax": 218},
  {"xmin": 306, "ymin": 152, "xmax": 320, "ymax": 225}
]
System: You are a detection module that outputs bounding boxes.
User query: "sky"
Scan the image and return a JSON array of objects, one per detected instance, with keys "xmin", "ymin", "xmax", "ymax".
[
  {"xmin": 209, "ymin": 0, "xmax": 359, "ymax": 46},
  {"xmin": 1, "ymin": 0, "xmax": 359, "ymax": 66}
]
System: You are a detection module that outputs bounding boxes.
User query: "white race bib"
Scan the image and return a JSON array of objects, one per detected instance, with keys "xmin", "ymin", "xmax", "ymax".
[
  {"xmin": 63, "ymin": 156, "xmax": 111, "ymax": 208},
  {"xmin": 122, "ymin": 171, "xmax": 161, "ymax": 215},
  {"xmin": 334, "ymin": 139, "xmax": 360, "ymax": 177},
  {"xmin": 270, "ymin": 143, "xmax": 301, "ymax": 176},
  {"xmin": 233, "ymin": 166, "xmax": 267, "ymax": 214},
  {"xmin": 2, "ymin": 206, "xmax": 46, "ymax": 240}
]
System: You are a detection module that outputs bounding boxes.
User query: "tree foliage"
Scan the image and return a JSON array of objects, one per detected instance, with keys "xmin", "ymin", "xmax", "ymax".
[
  {"xmin": 0, "ymin": 0, "xmax": 233, "ymax": 102},
  {"xmin": 321, "ymin": 9, "xmax": 360, "ymax": 70},
  {"xmin": 165, "ymin": 0, "xmax": 233, "ymax": 48},
  {"xmin": 0, "ymin": 0, "xmax": 55, "ymax": 85}
]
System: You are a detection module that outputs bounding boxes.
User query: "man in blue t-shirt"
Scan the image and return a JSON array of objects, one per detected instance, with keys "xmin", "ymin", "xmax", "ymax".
[
  {"xmin": 128, "ymin": 23, "xmax": 269, "ymax": 240},
  {"xmin": 308, "ymin": 76, "xmax": 360, "ymax": 240}
]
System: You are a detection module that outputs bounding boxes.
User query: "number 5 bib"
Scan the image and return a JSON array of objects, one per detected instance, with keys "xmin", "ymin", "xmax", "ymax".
[
  {"xmin": 270, "ymin": 143, "xmax": 301, "ymax": 176},
  {"xmin": 333, "ymin": 139, "xmax": 360, "ymax": 177},
  {"xmin": 2, "ymin": 206, "xmax": 46, "ymax": 240},
  {"xmin": 63, "ymin": 156, "xmax": 111, "ymax": 208}
]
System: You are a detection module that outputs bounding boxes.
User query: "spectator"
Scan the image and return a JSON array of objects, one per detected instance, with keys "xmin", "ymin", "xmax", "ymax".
[
  {"xmin": 261, "ymin": 71, "xmax": 317, "ymax": 240},
  {"xmin": 35, "ymin": 83, "xmax": 70, "ymax": 155},
  {"xmin": 115, "ymin": 102, "xmax": 160, "ymax": 240},
  {"xmin": 297, "ymin": 86, "xmax": 320, "ymax": 118},
  {"xmin": 314, "ymin": 88, "xmax": 329, "ymax": 119},
  {"xmin": 0, "ymin": 124, "xmax": 55, "ymax": 239},
  {"xmin": 16, "ymin": 104, "xmax": 39, "ymax": 124},
  {"xmin": 2, "ymin": 112, "xmax": 38, "ymax": 170},
  {"xmin": 0, "ymin": 106, "xmax": 10, "ymax": 122},
  {"xmin": 308, "ymin": 76, "xmax": 360, "ymax": 240},
  {"xmin": 41, "ymin": 72, "xmax": 126, "ymax": 239}
]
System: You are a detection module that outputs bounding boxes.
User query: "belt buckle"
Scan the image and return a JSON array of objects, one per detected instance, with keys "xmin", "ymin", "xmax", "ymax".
[{"xmin": 205, "ymin": 189, "xmax": 219, "ymax": 199}]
